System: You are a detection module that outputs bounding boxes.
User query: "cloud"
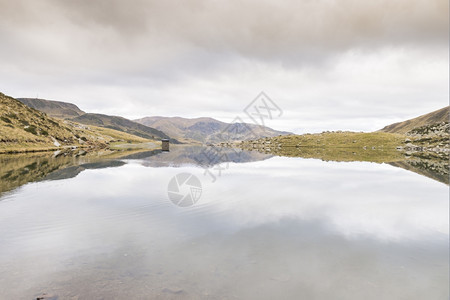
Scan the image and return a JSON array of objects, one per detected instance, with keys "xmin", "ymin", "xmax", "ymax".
[
  {"xmin": 0, "ymin": 0, "xmax": 448, "ymax": 132},
  {"xmin": 1, "ymin": 0, "xmax": 447, "ymax": 68}
]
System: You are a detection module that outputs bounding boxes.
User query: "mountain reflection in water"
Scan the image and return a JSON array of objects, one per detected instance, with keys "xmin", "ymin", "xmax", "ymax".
[
  {"xmin": 0, "ymin": 145, "xmax": 447, "ymax": 299},
  {"xmin": 0, "ymin": 145, "xmax": 446, "ymax": 197}
]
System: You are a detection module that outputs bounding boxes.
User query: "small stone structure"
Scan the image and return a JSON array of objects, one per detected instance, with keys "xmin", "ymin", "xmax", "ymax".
[{"xmin": 162, "ymin": 139, "xmax": 170, "ymax": 151}]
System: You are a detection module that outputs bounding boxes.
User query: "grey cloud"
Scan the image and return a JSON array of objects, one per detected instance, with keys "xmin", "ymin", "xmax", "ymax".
[
  {"xmin": 1, "ymin": 0, "xmax": 448, "ymax": 66},
  {"xmin": 0, "ymin": 0, "xmax": 447, "ymax": 133}
]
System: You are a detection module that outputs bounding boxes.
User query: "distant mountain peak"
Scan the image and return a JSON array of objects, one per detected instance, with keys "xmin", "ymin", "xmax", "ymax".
[{"xmin": 134, "ymin": 116, "xmax": 291, "ymax": 144}]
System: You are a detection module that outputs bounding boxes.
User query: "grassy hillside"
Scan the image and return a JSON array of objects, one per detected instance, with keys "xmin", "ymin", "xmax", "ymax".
[
  {"xmin": 235, "ymin": 131, "xmax": 407, "ymax": 163},
  {"xmin": 1, "ymin": 92, "xmax": 84, "ymax": 150},
  {"xmin": 236, "ymin": 106, "xmax": 449, "ymax": 160},
  {"xmin": 72, "ymin": 113, "xmax": 175, "ymax": 142},
  {"xmin": 239, "ymin": 131, "xmax": 405, "ymax": 149},
  {"xmin": 17, "ymin": 98, "xmax": 85, "ymax": 119},
  {"xmin": 134, "ymin": 116, "xmax": 291, "ymax": 143},
  {"xmin": 379, "ymin": 106, "xmax": 449, "ymax": 134},
  {"xmin": 18, "ymin": 98, "xmax": 176, "ymax": 143},
  {"xmin": 233, "ymin": 106, "xmax": 449, "ymax": 170},
  {"xmin": 0, "ymin": 92, "xmax": 151, "ymax": 153}
]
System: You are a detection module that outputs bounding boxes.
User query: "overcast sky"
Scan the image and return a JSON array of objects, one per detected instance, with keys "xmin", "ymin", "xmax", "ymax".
[{"xmin": 0, "ymin": 0, "xmax": 448, "ymax": 133}]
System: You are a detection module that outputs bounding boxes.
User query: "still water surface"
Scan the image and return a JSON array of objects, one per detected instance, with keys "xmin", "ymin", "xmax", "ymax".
[{"xmin": 0, "ymin": 146, "xmax": 448, "ymax": 299}]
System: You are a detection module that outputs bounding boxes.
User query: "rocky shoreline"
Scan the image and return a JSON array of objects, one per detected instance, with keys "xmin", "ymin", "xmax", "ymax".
[{"xmin": 216, "ymin": 122, "xmax": 449, "ymax": 158}]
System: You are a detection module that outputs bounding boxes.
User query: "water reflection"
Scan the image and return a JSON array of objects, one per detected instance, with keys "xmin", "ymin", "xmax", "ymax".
[
  {"xmin": 0, "ymin": 151, "xmax": 127, "ymax": 196},
  {"xmin": 0, "ymin": 146, "xmax": 273, "ymax": 195},
  {"xmin": 0, "ymin": 146, "xmax": 448, "ymax": 299},
  {"xmin": 239, "ymin": 146, "xmax": 449, "ymax": 185},
  {"xmin": 1, "ymin": 145, "xmax": 447, "ymax": 198},
  {"xmin": 0, "ymin": 152, "xmax": 80, "ymax": 195},
  {"xmin": 130, "ymin": 145, "xmax": 273, "ymax": 168},
  {"xmin": 44, "ymin": 160, "xmax": 126, "ymax": 181},
  {"xmin": 389, "ymin": 156, "xmax": 449, "ymax": 185}
]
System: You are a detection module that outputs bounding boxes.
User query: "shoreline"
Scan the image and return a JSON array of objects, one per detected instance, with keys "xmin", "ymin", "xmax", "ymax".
[{"xmin": 0, "ymin": 141, "xmax": 162, "ymax": 155}]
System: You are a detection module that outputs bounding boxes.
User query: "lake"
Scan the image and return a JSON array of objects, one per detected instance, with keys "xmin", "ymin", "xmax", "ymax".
[{"xmin": 0, "ymin": 146, "xmax": 448, "ymax": 299}]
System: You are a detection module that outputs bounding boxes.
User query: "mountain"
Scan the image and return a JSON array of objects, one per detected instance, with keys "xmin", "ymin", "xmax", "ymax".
[
  {"xmin": 1, "ymin": 92, "xmax": 86, "ymax": 150},
  {"xmin": 17, "ymin": 98, "xmax": 287, "ymax": 144},
  {"xmin": 17, "ymin": 98, "xmax": 176, "ymax": 142},
  {"xmin": 71, "ymin": 113, "xmax": 174, "ymax": 142},
  {"xmin": 379, "ymin": 106, "xmax": 449, "ymax": 134},
  {"xmin": 0, "ymin": 92, "xmax": 150, "ymax": 153},
  {"xmin": 17, "ymin": 98, "xmax": 85, "ymax": 119},
  {"xmin": 134, "ymin": 116, "xmax": 291, "ymax": 143}
]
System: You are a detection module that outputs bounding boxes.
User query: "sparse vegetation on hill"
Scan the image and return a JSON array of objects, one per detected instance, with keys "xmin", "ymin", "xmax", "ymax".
[
  {"xmin": 0, "ymin": 92, "xmax": 153, "ymax": 153},
  {"xmin": 234, "ymin": 107, "xmax": 449, "ymax": 162},
  {"xmin": 17, "ymin": 97, "xmax": 176, "ymax": 143},
  {"xmin": 379, "ymin": 106, "xmax": 449, "ymax": 134},
  {"xmin": 234, "ymin": 131, "xmax": 406, "ymax": 163},
  {"xmin": 238, "ymin": 131, "xmax": 405, "ymax": 149}
]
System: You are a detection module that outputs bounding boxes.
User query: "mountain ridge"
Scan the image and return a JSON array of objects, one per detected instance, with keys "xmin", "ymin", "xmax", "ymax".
[
  {"xmin": 379, "ymin": 106, "xmax": 449, "ymax": 134},
  {"xmin": 134, "ymin": 116, "xmax": 291, "ymax": 144},
  {"xmin": 17, "ymin": 98, "xmax": 176, "ymax": 143},
  {"xmin": 18, "ymin": 98, "xmax": 85, "ymax": 119},
  {"xmin": 18, "ymin": 97, "xmax": 291, "ymax": 144},
  {"xmin": 71, "ymin": 113, "xmax": 175, "ymax": 142}
]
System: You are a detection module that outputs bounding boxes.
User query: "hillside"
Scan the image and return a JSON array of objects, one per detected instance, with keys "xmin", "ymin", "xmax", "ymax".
[
  {"xmin": 72, "ymin": 113, "xmax": 175, "ymax": 142},
  {"xmin": 17, "ymin": 98, "xmax": 85, "ymax": 119},
  {"xmin": 237, "ymin": 131, "xmax": 405, "ymax": 156},
  {"xmin": 0, "ymin": 92, "xmax": 150, "ymax": 153},
  {"xmin": 134, "ymin": 116, "xmax": 291, "ymax": 143},
  {"xmin": 18, "ymin": 98, "xmax": 176, "ymax": 143},
  {"xmin": 379, "ymin": 106, "xmax": 449, "ymax": 134},
  {"xmin": 234, "ymin": 106, "xmax": 449, "ymax": 167}
]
